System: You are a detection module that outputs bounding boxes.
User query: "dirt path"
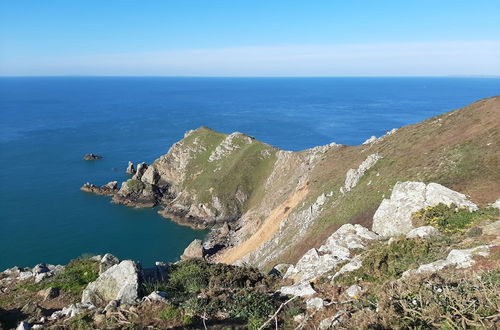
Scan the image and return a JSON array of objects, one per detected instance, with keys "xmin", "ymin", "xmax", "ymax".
[{"xmin": 217, "ymin": 183, "xmax": 309, "ymax": 264}]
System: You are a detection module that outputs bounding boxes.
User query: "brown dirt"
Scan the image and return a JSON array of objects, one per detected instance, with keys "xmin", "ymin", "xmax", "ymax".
[{"xmin": 217, "ymin": 182, "xmax": 310, "ymax": 264}]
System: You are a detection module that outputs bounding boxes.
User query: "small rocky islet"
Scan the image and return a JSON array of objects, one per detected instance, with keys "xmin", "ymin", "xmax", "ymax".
[{"xmin": 2, "ymin": 97, "xmax": 500, "ymax": 329}]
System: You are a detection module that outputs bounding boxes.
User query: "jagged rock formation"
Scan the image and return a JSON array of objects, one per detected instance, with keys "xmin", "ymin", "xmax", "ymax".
[
  {"xmin": 80, "ymin": 181, "xmax": 118, "ymax": 195},
  {"xmin": 126, "ymin": 161, "xmax": 135, "ymax": 175},
  {"xmin": 83, "ymin": 153, "xmax": 103, "ymax": 161},
  {"xmin": 372, "ymin": 182, "xmax": 478, "ymax": 237}
]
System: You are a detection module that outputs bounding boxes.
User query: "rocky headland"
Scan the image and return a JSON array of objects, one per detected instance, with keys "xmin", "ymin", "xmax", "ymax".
[{"xmin": 2, "ymin": 96, "xmax": 499, "ymax": 329}]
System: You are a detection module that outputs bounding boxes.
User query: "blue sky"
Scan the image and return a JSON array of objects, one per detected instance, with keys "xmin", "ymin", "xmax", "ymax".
[{"xmin": 0, "ymin": 0, "xmax": 499, "ymax": 76}]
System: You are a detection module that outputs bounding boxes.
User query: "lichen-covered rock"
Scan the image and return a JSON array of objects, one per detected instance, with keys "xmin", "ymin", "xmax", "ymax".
[
  {"xmin": 372, "ymin": 182, "xmax": 478, "ymax": 237},
  {"xmin": 280, "ymin": 282, "xmax": 316, "ymax": 297},
  {"xmin": 341, "ymin": 153, "xmax": 382, "ymax": 193},
  {"xmin": 284, "ymin": 224, "xmax": 379, "ymax": 283},
  {"xmin": 406, "ymin": 226, "xmax": 442, "ymax": 239},
  {"xmin": 402, "ymin": 245, "xmax": 492, "ymax": 278},
  {"xmin": 180, "ymin": 239, "xmax": 204, "ymax": 260},
  {"xmin": 81, "ymin": 260, "xmax": 141, "ymax": 306}
]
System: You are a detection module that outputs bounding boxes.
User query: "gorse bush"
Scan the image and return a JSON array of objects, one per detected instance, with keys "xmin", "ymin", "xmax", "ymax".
[
  {"xmin": 413, "ymin": 203, "xmax": 499, "ymax": 234},
  {"xmin": 168, "ymin": 260, "xmax": 209, "ymax": 294}
]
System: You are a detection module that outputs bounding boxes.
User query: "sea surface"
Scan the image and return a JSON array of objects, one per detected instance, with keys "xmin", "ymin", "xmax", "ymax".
[{"xmin": 1, "ymin": 77, "xmax": 499, "ymax": 270}]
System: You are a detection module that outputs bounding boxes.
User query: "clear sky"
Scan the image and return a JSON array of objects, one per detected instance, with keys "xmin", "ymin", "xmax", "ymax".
[{"xmin": 0, "ymin": 0, "xmax": 499, "ymax": 76}]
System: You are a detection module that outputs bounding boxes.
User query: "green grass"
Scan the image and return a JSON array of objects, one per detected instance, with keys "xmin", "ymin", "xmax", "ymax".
[
  {"xmin": 19, "ymin": 257, "xmax": 99, "ymax": 300},
  {"xmin": 335, "ymin": 237, "xmax": 454, "ymax": 284},
  {"xmin": 125, "ymin": 179, "xmax": 145, "ymax": 192}
]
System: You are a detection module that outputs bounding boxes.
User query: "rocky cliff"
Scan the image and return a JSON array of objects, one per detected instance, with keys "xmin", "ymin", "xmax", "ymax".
[{"xmin": 83, "ymin": 96, "xmax": 500, "ymax": 270}]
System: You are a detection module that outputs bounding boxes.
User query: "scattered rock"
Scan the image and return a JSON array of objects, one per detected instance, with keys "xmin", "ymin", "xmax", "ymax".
[
  {"xmin": 345, "ymin": 285, "xmax": 363, "ymax": 299},
  {"xmin": 126, "ymin": 161, "xmax": 136, "ymax": 175},
  {"xmin": 280, "ymin": 282, "xmax": 316, "ymax": 297},
  {"xmin": 406, "ymin": 226, "xmax": 442, "ymax": 239},
  {"xmin": 50, "ymin": 303, "xmax": 95, "ymax": 319},
  {"xmin": 143, "ymin": 291, "xmax": 168, "ymax": 302},
  {"xmin": 181, "ymin": 239, "xmax": 205, "ymax": 260},
  {"xmin": 318, "ymin": 311, "xmax": 345, "ymax": 330},
  {"xmin": 362, "ymin": 136, "xmax": 378, "ymax": 145},
  {"xmin": 372, "ymin": 182, "xmax": 478, "ymax": 237},
  {"xmin": 82, "ymin": 260, "xmax": 141, "ymax": 306},
  {"xmin": 83, "ymin": 153, "xmax": 103, "ymax": 161},
  {"xmin": 491, "ymin": 199, "xmax": 500, "ymax": 209},
  {"xmin": 306, "ymin": 297, "xmax": 324, "ymax": 310},
  {"xmin": 104, "ymin": 299, "xmax": 120, "ymax": 315},
  {"xmin": 99, "ymin": 253, "xmax": 120, "ymax": 274}
]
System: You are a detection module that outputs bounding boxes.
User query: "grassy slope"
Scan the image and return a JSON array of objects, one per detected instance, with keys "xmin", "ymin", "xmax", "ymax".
[
  {"xmin": 167, "ymin": 127, "xmax": 279, "ymax": 214},
  {"xmin": 270, "ymin": 96, "xmax": 500, "ymax": 267}
]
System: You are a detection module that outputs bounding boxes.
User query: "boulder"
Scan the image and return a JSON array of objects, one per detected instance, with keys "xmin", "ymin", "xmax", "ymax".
[
  {"xmin": 126, "ymin": 161, "xmax": 136, "ymax": 175},
  {"xmin": 83, "ymin": 153, "xmax": 103, "ymax": 161},
  {"xmin": 285, "ymin": 224, "xmax": 379, "ymax": 283},
  {"xmin": 99, "ymin": 253, "xmax": 120, "ymax": 274},
  {"xmin": 268, "ymin": 264, "xmax": 293, "ymax": 277},
  {"xmin": 345, "ymin": 285, "xmax": 363, "ymax": 299},
  {"xmin": 372, "ymin": 182, "xmax": 478, "ymax": 237},
  {"xmin": 37, "ymin": 287, "xmax": 59, "ymax": 300},
  {"xmin": 491, "ymin": 199, "xmax": 500, "ymax": 209},
  {"xmin": 306, "ymin": 297, "xmax": 324, "ymax": 310},
  {"xmin": 406, "ymin": 226, "xmax": 441, "ymax": 239},
  {"xmin": 280, "ymin": 282, "xmax": 317, "ymax": 297},
  {"xmin": 181, "ymin": 239, "xmax": 204, "ymax": 260},
  {"xmin": 81, "ymin": 260, "xmax": 141, "ymax": 306}
]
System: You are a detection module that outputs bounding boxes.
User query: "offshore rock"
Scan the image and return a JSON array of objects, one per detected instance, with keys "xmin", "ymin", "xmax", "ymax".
[
  {"xmin": 81, "ymin": 260, "xmax": 141, "ymax": 306},
  {"xmin": 83, "ymin": 153, "xmax": 103, "ymax": 161},
  {"xmin": 80, "ymin": 182, "xmax": 118, "ymax": 196},
  {"xmin": 126, "ymin": 161, "xmax": 136, "ymax": 175},
  {"xmin": 372, "ymin": 182, "xmax": 478, "ymax": 237}
]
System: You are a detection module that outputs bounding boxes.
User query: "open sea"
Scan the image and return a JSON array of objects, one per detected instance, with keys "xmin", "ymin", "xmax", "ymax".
[{"xmin": 0, "ymin": 77, "xmax": 499, "ymax": 270}]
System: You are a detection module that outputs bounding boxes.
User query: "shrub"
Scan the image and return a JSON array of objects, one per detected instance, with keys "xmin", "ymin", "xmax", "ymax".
[
  {"xmin": 413, "ymin": 203, "xmax": 498, "ymax": 234},
  {"xmin": 230, "ymin": 292, "xmax": 275, "ymax": 322},
  {"xmin": 168, "ymin": 260, "xmax": 209, "ymax": 294},
  {"xmin": 157, "ymin": 303, "xmax": 181, "ymax": 321}
]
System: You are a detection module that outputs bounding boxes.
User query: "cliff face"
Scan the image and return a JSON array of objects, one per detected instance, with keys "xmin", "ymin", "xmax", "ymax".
[{"xmin": 95, "ymin": 96, "xmax": 500, "ymax": 269}]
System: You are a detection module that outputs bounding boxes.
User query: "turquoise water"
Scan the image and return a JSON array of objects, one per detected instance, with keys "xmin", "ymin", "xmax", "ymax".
[{"xmin": 1, "ymin": 77, "xmax": 499, "ymax": 270}]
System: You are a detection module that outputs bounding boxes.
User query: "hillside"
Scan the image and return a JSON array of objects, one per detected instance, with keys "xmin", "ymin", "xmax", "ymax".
[
  {"xmin": 87, "ymin": 96, "xmax": 500, "ymax": 269},
  {"xmin": 2, "ymin": 96, "xmax": 500, "ymax": 329}
]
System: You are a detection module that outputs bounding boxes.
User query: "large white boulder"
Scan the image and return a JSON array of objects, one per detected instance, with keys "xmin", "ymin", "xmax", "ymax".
[
  {"xmin": 284, "ymin": 224, "xmax": 379, "ymax": 283},
  {"xmin": 81, "ymin": 260, "xmax": 141, "ymax": 306},
  {"xmin": 372, "ymin": 182, "xmax": 478, "ymax": 237}
]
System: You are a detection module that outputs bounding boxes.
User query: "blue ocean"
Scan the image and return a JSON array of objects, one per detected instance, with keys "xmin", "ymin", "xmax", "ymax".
[{"xmin": 0, "ymin": 77, "xmax": 499, "ymax": 270}]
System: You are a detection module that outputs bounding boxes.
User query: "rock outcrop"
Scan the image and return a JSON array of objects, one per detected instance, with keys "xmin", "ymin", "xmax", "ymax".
[
  {"xmin": 82, "ymin": 260, "xmax": 141, "ymax": 306},
  {"xmin": 283, "ymin": 224, "xmax": 380, "ymax": 284},
  {"xmin": 126, "ymin": 161, "xmax": 135, "ymax": 175},
  {"xmin": 180, "ymin": 239, "xmax": 205, "ymax": 260},
  {"xmin": 372, "ymin": 182, "xmax": 478, "ymax": 237},
  {"xmin": 340, "ymin": 153, "xmax": 382, "ymax": 193},
  {"xmin": 81, "ymin": 181, "xmax": 118, "ymax": 196},
  {"xmin": 83, "ymin": 153, "xmax": 103, "ymax": 161}
]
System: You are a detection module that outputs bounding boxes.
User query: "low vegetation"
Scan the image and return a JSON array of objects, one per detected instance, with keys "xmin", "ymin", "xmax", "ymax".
[
  {"xmin": 413, "ymin": 203, "xmax": 499, "ymax": 234},
  {"xmin": 20, "ymin": 257, "xmax": 99, "ymax": 300}
]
